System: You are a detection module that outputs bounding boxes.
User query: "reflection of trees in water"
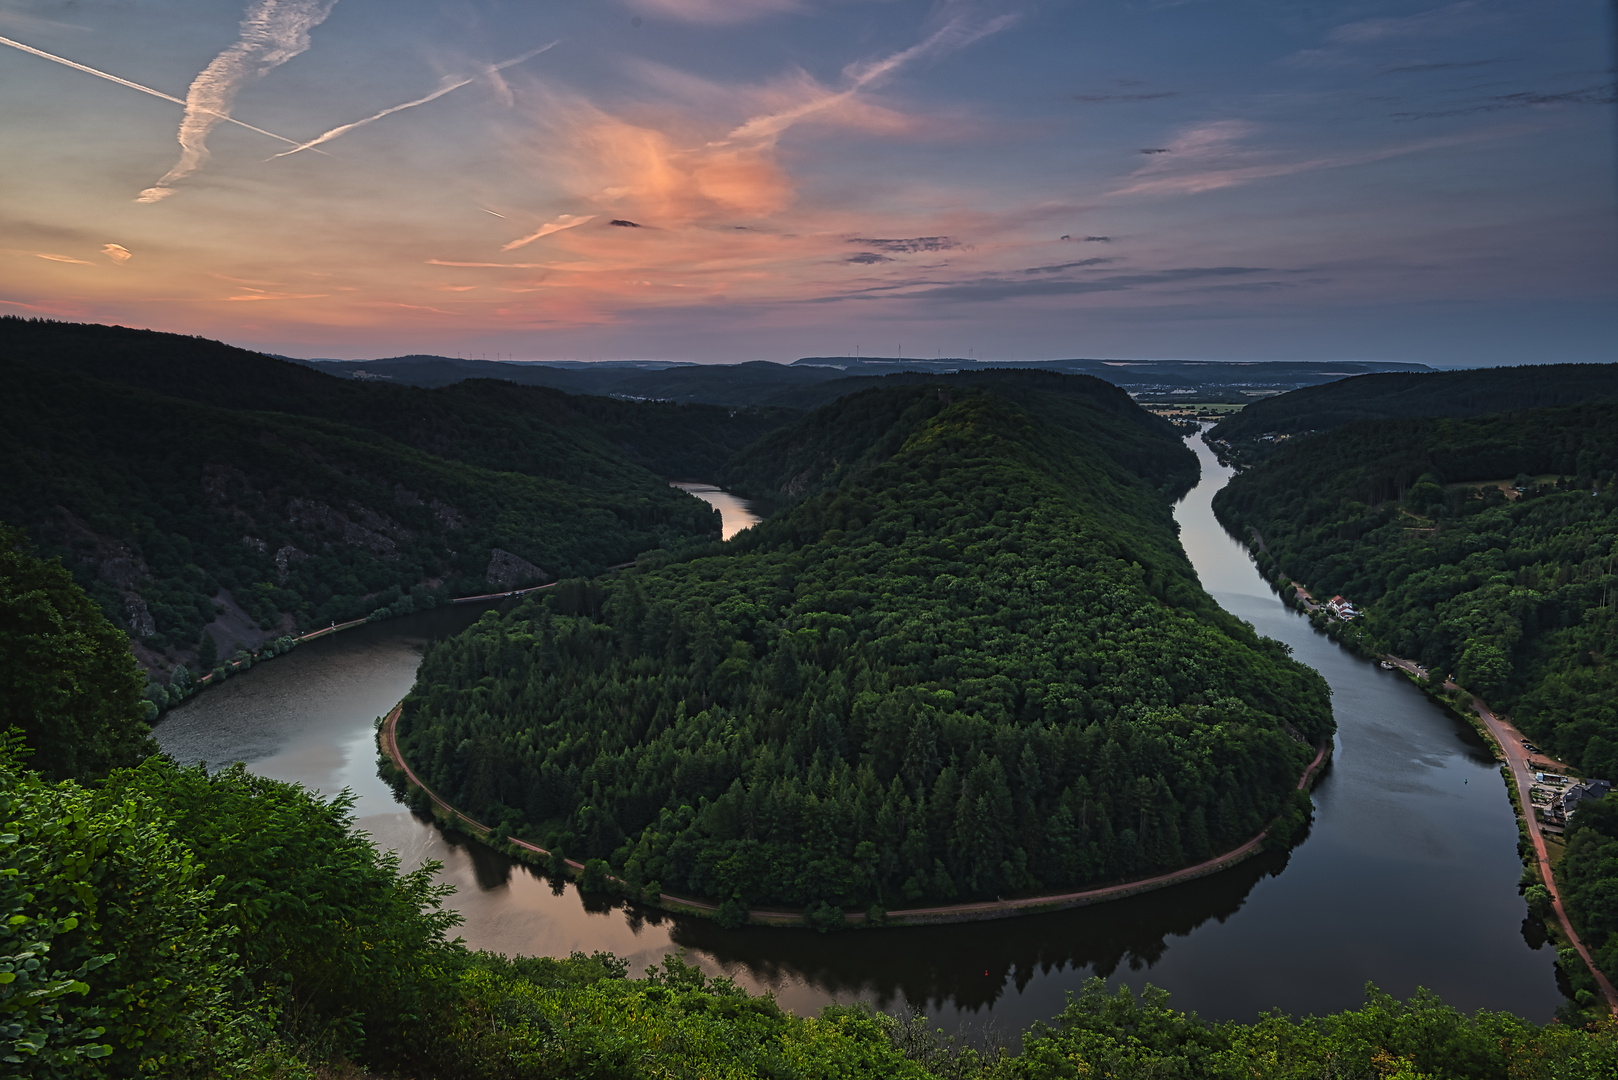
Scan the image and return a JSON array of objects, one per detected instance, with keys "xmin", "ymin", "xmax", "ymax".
[
  {"xmin": 413, "ymin": 807, "xmax": 1307, "ymax": 1019},
  {"xmin": 427, "ymin": 818, "xmax": 517, "ymax": 893},
  {"xmin": 672, "ymin": 846, "xmax": 1295, "ymax": 1015}
]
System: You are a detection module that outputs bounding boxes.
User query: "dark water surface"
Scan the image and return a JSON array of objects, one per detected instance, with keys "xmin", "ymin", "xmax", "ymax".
[{"xmin": 155, "ymin": 436, "xmax": 1564, "ymax": 1034}]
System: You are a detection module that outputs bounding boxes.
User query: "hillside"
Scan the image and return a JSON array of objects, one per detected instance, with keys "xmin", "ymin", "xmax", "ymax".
[
  {"xmin": 0, "ymin": 318, "xmax": 792, "ymax": 481},
  {"xmin": 0, "ymin": 319, "xmax": 795, "ymax": 685},
  {"xmin": 1207, "ymin": 364, "xmax": 1618, "ymax": 466},
  {"xmin": 396, "ymin": 377, "xmax": 1333, "ymax": 918}
]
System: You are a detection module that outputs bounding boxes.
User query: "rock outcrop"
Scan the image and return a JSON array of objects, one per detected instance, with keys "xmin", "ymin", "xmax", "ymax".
[{"xmin": 485, "ymin": 548, "xmax": 549, "ymax": 590}]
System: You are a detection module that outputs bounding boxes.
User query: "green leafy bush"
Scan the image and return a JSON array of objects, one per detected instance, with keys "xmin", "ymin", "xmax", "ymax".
[{"xmin": 0, "ymin": 525, "xmax": 153, "ymax": 781}]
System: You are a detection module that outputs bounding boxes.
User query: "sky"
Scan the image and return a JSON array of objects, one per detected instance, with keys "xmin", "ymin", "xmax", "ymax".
[{"xmin": 1, "ymin": 0, "xmax": 1614, "ymax": 365}]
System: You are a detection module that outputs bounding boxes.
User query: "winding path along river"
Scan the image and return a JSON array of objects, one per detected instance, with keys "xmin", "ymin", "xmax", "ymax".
[{"xmin": 154, "ymin": 435, "xmax": 1565, "ymax": 1037}]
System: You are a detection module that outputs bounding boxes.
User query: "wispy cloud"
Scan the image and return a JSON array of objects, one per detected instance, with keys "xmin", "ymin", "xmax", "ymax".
[
  {"xmin": 848, "ymin": 237, "xmax": 960, "ymax": 254},
  {"xmin": 1289, "ymin": 2, "xmax": 1493, "ymax": 69},
  {"xmin": 623, "ymin": 0, "xmax": 800, "ymax": 26},
  {"xmin": 502, "ymin": 214, "xmax": 597, "ymax": 251},
  {"xmin": 1379, "ymin": 57, "xmax": 1504, "ymax": 75},
  {"xmin": 1021, "ymin": 258, "xmax": 1114, "ymax": 274},
  {"xmin": 101, "ymin": 244, "xmax": 133, "ymax": 263},
  {"xmin": 817, "ymin": 266, "xmax": 1271, "ymax": 304},
  {"xmin": 428, "ymin": 259, "xmax": 550, "ymax": 268},
  {"xmin": 1108, "ymin": 119, "xmax": 1519, "ymax": 197},
  {"xmin": 0, "ymin": 33, "xmax": 305, "ymax": 148},
  {"xmin": 1328, "ymin": 2, "xmax": 1482, "ymax": 46},
  {"xmin": 723, "ymin": 11, "xmax": 1018, "ymax": 144},
  {"xmin": 271, "ymin": 43, "xmax": 557, "ymax": 159},
  {"xmin": 1073, "ymin": 92, "xmax": 1177, "ymax": 103},
  {"xmin": 1394, "ymin": 83, "xmax": 1617, "ymax": 120},
  {"xmin": 222, "ymin": 287, "xmax": 330, "ymax": 301},
  {"xmin": 139, "ymin": 0, "xmax": 340, "ymax": 204},
  {"xmin": 31, "ymin": 252, "xmax": 93, "ymax": 265}
]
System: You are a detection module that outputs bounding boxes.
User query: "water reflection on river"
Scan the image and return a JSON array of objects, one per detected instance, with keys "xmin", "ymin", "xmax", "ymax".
[
  {"xmin": 155, "ymin": 436, "xmax": 1564, "ymax": 1036},
  {"xmin": 670, "ymin": 481, "xmax": 760, "ymax": 541}
]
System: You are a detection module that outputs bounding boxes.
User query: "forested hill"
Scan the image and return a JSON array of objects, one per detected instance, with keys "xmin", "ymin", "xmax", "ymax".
[
  {"xmin": 1208, "ymin": 364, "xmax": 1618, "ymax": 466},
  {"xmin": 1210, "ymin": 402, "xmax": 1618, "ymax": 987},
  {"xmin": 717, "ymin": 370, "xmax": 1197, "ymax": 510},
  {"xmin": 398, "ymin": 379, "xmax": 1333, "ymax": 920},
  {"xmin": 0, "ymin": 318, "xmax": 793, "ymax": 687},
  {"xmin": 0, "ymin": 317, "xmax": 792, "ymax": 480}
]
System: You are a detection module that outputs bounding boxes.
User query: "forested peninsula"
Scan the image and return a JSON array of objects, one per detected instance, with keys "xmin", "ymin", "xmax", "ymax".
[
  {"xmin": 0, "ymin": 318, "xmax": 789, "ymax": 699},
  {"xmin": 396, "ymin": 376, "xmax": 1333, "ymax": 920},
  {"xmin": 1211, "ymin": 400, "xmax": 1618, "ymax": 993}
]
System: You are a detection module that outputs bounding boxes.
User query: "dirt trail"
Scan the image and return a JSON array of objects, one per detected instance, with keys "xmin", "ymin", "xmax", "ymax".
[{"xmin": 381, "ymin": 704, "xmax": 1329, "ymax": 928}]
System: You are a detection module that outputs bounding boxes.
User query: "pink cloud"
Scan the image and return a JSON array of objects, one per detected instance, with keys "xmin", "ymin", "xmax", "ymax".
[{"xmin": 622, "ymin": 0, "xmax": 800, "ymax": 26}]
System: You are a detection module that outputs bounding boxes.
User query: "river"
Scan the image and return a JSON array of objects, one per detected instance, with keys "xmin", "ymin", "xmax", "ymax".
[{"xmin": 153, "ymin": 438, "xmax": 1565, "ymax": 1036}]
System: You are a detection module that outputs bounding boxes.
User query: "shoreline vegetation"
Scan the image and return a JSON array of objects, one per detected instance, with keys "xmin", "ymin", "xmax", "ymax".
[
  {"xmin": 377, "ymin": 698, "xmax": 1331, "ymax": 928},
  {"xmin": 152, "ymin": 579, "xmax": 566, "ymax": 717}
]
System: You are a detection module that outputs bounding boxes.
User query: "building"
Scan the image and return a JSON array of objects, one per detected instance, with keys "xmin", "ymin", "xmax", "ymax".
[
  {"xmin": 1558, "ymin": 778, "xmax": 1611, "ymax": 822},
  {"xmin": 1326, "ymin": 595, "xmax": 1359, "ymax": 620}
]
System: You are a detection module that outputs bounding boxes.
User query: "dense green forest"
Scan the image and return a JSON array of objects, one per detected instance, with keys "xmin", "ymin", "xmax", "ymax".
[
  {"xmin": 1211, "ymin": 401, "xmax": 1618, "ymax": 986},
  {"xmin": 1561, "ymin": 795, "xmax": 1618, "ymax": 1011},
  {"xmin": 397, "ymin": 377, "xmax": 1333, "ymax": 918},
  {"xmin": 1, "ymin": 525, "xmax": 154, "ymax": 780},
  {"xmin": 1213, "ymin": 403, "xmax": 1618, "ymax": 769},
  {"xmin": 0, "ymin": 318, "xmax": 793, "ymax": 481},
  {"xmin": 0, "ymin": 319, "xmax": 792, "ymax": 688},
  {"xmin": 1207, "ymin": 365, "xmax": 1618, "ymax": 466},
  {"xmin": 7, "ymin": 424, "xmax": 1618, "ymax": 1077}
]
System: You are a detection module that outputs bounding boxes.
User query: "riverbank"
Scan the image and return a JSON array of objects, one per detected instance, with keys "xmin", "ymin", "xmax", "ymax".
[
  {"xmin": 1375, "ymin": 656, "xmax": 1618, "ymax": 1015},
  {"xmin": 151, "ymin": 580, "xmax": 561, "ymax": 718},
  {"xmin": 378, "ymin": 700, "xmax": 1331, "ymax": 930},
  {"xmin": 1228, "ymin": 525, "xmax": 1618, "ymax": 1016}
]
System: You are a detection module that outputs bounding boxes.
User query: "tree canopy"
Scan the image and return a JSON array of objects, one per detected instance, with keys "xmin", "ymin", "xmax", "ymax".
[
  {"xmin": 0, "ymin": 524, "xmax": 153, "ymax": 780},
  {"xmin": 1208, "ymin": 364, "xmax": 1618, "ymax": 467},
  {"xmin": 398, "ymin": 379, "xmax": 1333, "ymax": 917}
]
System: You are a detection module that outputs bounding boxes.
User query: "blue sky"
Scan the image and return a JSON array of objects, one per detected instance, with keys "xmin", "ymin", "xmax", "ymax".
[{"xmin": 1, "ymin": 1, "xmax": 1613, "ymax": 364}]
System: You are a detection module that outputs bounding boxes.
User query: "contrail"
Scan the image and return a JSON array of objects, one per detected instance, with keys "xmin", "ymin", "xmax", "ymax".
[
  {"xmin": 269, "ymin": 43, "xmax": 558, "ymax": 159},
  {"xmin": 0, "ymin": 33, "xmax": 306, "ymax": 148},
  {"xmin": 503, "ymin": 214, "xmax": 594, "ymax": 251},
  {"xmin": 140, "ymin": 0, "xmax": 340, "ymax": 204},
  {"xmin": 722, "ymin": 12, "xmax": 1017, "ymax": 144}
]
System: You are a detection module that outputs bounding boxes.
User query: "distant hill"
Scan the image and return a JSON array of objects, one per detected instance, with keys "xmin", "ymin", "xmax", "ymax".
[
  {"xmin": 1208, "ymin": 364, "xmax": 1618, "ymax": 466},
  {"xmin": 0, "ymin": 318, "xmax": 793, "ymax": 685},
  {"xmin": 718, "ymin": 369, "xmax": 1199, "ymax": 506},
  {"xmin": 297, "ymin": 351, "xmax": 1433, "ymax": 407},
  {"xmin": 299, "ymin": 353, "xmax": 848, "ymax": 403}
]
